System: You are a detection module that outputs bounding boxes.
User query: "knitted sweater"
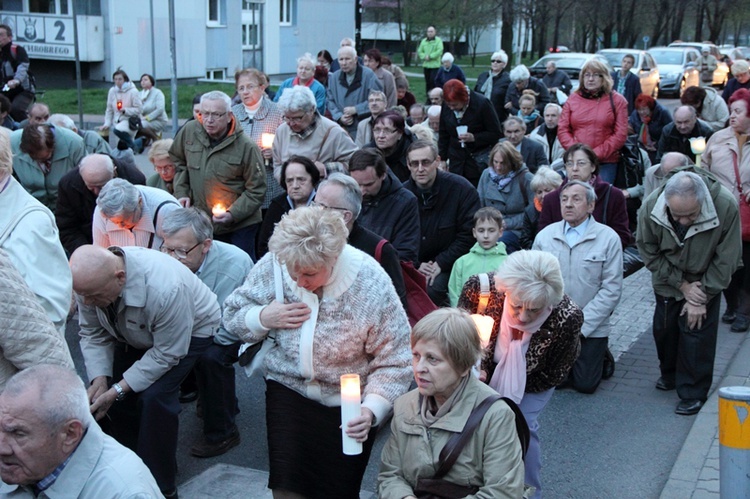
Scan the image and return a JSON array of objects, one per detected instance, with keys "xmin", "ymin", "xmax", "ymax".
[{"xmin": 222, "ymin": 245, "xmax": 412, "ymax": 424}]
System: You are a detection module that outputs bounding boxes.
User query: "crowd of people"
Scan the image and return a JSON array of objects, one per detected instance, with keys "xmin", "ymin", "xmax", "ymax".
[{"xmin": 0, "ymin": 20, "xmax": 748, "ymax": 498}]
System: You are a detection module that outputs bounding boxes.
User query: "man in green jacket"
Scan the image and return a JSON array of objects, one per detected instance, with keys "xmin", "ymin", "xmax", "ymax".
[
  {"xmin": 417, "ymin": 26, "xmax": 443, "ymax": 95},
  {"xmin": 170, "ymin": 91, "xmax": 266, "ymax": 260},
  {"xmin": 637, "ymin": 168, "xmax": 741, "ymax": 416}
]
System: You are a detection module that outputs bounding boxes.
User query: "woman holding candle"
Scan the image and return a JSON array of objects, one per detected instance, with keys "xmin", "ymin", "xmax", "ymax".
[
  {"xmin": 231, "ymin": 68, "xmax": 285, "ymax": 215},
  {"xmin": 98, "ymin": 69, "xmax": 142, "ymax": 151},
  {"xmin": 457, "ymin": 250, "xmax": 582, "ymax": 499},
  {"xmin": 223, "ymin": 206, "xmax": 412, "ymax": 499},
  {"xmin": 702, "ymin": 88, "xmax": 750, "ymax": 332},
  {"xmin": 378, "ymin": 307, "xmax": 525, "ymax": 499}
]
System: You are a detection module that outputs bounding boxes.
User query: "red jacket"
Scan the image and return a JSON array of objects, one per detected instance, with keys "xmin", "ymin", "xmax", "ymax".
[{"xmin": 559, "ymin": 91, "xmax": 628, "ymax": 164}]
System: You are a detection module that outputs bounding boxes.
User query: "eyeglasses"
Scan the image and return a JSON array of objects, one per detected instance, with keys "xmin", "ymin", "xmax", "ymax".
[
  {"xmin": 283, "ymin": 114, "xmax": 310, "ymax": 124},
  {"xmin": 408, "ymin": 158, "xmax": 436, "ymax": 168},
  {"xmin": 373, "ymin": 127, "xmax": 398, "ymax": 136},
  {"xmin": 202, "ymin": 111, "xmax": 227, "ymax": 121},
  {"xmin": 583, "ymin": 73, "xmax": 603, "ymax": 80},
  {"xmin": 160, "ymin": 241, "xmax": 202, "ymax": 260},
  {"xmin": 311, "ymin": 200, "xmax": 350, "ymax": 212},
  {"xmin": 154, "ymin": 165, "xmax": 175, "ymax": 172},
  {"xmin": 491, "ymin": 60, "xmax": 504, "ymax": 63},
  {"xmin": 237, "ymin": 84, "xmax": 260, "ymax": 92},
  {"xmin": 565, "ymin": 160, "xmax": 592, "ymax": 169}
]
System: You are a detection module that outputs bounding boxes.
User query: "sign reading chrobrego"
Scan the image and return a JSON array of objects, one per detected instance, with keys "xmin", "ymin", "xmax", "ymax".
[{"xmin": 0, "ymin": 13, "xmax": 104, "ymax": 62}]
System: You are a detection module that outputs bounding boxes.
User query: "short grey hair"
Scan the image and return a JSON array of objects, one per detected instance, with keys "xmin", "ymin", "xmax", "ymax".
[
  {"xmin": 278, "ymin": 85, "xmax": 317, "ymax": 114},
  {"xmin": 492, "ymin": 50, "xmax": 508, "ymax": 64},
  {"xmin": 427, "ymin": 105, "xmax": 442, "ymax": 118},
  {"xmin": 510, "ymin": 65, "xmax": 531, "ymax": 83},
  {"xmin": 495, "ymin": 250, "xmax": 565, "ymax": 308},
  {"xmin": 368, "ymin": 90, "xmax": 386, "ymax": 101},
  {"xmin": 200, "ymin": 91, "xmax": 232, "ymax": 112},
  {"xmin": 318, "ymin": 172, "xmax": 362, "ymax": 219},
  {"xmin": 338, "ymin": 45, "xmax": 357, "ymax": 59},
  {"xmin": 297, "ymin": 52, "xmax": 316, "ymax": 68},
  {"xmin": 161, "ymin": 207, "xmax": 213, "ymax": 242},
  {"xmin": 504, "ymin": 115, "xmax": 527, "ymax": 132},
  {"xmin": 3, "ymin": 364, "xmax": 93, "ymax": 430},
  {"xmin": 561, "ymin": 179, "xmax": 597, "ymax": 204},
  {"xmin": 732, "ymin": 60, "xmax": 750, "ymax": 76},
  {"xmin": 543, "ymin": 103, "xmax": 562, "ymax": 114},
  {"xmin": 441, "ymin": 52, "xmax": 454, "ymax": 64},
  {"xmin": 664, "ymin": 171, "xmax": 708, "ymax": 207},
  {"xmin": 97, "ymin": 178, "xmax": 140, "ymax": 217},
  {"xmin": 48, "ymin": 113, "xmax": 76, "ymax": 130},
  {"xmin": 530, "ymin": 166, "xmax": 563, "ymax": 191}
]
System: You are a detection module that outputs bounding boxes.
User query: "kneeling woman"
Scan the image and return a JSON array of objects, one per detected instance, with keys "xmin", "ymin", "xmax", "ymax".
[
  {"xmin": 378, "ymin": 308, "xmax": 525, "ymax": 499},
  {"xmin": 223, "ymin": 206, "xmax": 412, "ymax": 499}
]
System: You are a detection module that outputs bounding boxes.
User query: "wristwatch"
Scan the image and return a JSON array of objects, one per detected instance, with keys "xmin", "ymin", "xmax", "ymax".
[{"xmin": 112, "ymin": 382, "xmax": 126, "ymax": 402}]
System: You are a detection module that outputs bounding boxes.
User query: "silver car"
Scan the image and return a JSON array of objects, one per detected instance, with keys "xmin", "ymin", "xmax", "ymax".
[
  {"xmin": 596, "ymin": 49, "xmax": 661, "ymax": 98},
  {"xmin": 648, "ymin": 46, "xmax": 701, "ymax": 97},
  {"xmin": 529, "ymin": 52, "xmax": 611, "ymax": 93},
  {"xmin": 668, "ymin": 42, "xmax": 731, "ymax": 87}
]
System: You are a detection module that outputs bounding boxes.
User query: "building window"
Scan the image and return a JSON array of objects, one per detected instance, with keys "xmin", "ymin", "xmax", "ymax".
[
  {"xmin": 280, "ymin": 0, "xmax": 292, "ymax": 26},
  {"xmin": 28, "ymin": 0, "xmax": 70, "ymax": 13},
  {"xmin": 207, "ymin": 0, "xmax": 221, "ymax": 26},
  {"xmin": 242, "ymin": 1, "xmax": 261, "ymax": 49},
  {"xmin": 205, "ymin": 68, "xmax": 226, "ymax": 81}
]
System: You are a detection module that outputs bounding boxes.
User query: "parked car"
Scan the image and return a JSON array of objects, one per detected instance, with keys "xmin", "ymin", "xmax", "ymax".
[
  {"xmin": 648, "ymin": 46, "xmax": 701, "ymax": 97},
  {"xmin": 668, "ymin": 41, "xmax": 731, "ymax": 87},
  {"xmin": 596, "ymin": 48, "xmax": 660, "ymax": 98},
  {"xmin": 529, "ymin": 52, "xmax": 610, "ymax": 92}
]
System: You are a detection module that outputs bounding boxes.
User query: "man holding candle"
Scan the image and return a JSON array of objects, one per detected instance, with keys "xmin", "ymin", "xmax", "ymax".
[{"xmin": 170, "ymin": 91, "xmax": 266, "ymax": 260}]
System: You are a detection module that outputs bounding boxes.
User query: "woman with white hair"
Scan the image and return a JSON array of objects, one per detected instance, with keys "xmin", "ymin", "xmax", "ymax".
[
  {"xmin": 722, "ymin": 59, "xmax": 750, "ymax": 104},
  {"xmin": 274, "ymin": 53, "xmax": 327, "ymax": 115},
  {"xmin": 458, "ymin": 250, "xmax": 582, "ymax": 499},
  {"xmin": 434, "ymin": 52, "xmax": 466, "ymax": 89},
  {"xmin": 504, "ymin": 64, "xmax": 551, "ymax": 116},
  {"xmin": 223, "ymin": 206, "xmax": 411, "ymax": 499},
  {"xmin": 474, "ymin": 50, "xmax": 512, "ymax": 122}
]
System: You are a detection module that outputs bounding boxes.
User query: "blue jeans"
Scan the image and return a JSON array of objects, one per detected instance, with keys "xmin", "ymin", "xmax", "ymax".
[{"xmin": 519, "ymin": 388, "xmax": 556, "ymax": 499}]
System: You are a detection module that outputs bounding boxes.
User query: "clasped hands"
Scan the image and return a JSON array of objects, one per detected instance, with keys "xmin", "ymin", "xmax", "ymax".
[{"xmin": 680, "ymin": 281, "xmax": 707, "ymax": 329}]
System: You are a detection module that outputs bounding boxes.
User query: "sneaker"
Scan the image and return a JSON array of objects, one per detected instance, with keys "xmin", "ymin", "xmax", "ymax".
[
  {"xmin": 722, "ymin": 310, "xmax": 737, "ymax": 324},
  {"xmin": 190, "ymin": 428, "xmax": 241, "ymax": 458}
]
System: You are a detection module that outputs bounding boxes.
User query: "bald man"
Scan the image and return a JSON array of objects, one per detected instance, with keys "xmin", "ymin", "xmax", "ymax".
[
  {"xmin": 71, "ymin": 244, "xmax": 220, "ymax": 498},
  {"xmin": 56, "ymin": 153, "xmax": 146, "ymax": 255},
  {"xmin": 643, "ymin": 152, "xmax": 691, "ymax": 199}
]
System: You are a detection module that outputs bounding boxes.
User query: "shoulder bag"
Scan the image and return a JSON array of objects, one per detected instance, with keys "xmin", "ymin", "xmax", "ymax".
[{"xmin": 730, "ymin": 151, "xmax": 750, "ymax": 241}]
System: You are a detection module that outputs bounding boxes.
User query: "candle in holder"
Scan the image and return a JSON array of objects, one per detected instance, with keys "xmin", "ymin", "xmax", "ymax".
[
  {"xmin": 689, "ymin": 136, "xmax": 707, "ymax": 168},
  {"xmin": 471, "ymin": 314, "xmax": 495, "ymax": 348},
  {"xmin": 116, "ymin": 100, "xmax": 123, "ymax": 111},
  {"xmin": 261, "ymin": 133, "xmax": 275, "ymax": 167},
  {"xmin": 212, "ymin": 204, "xmax": 226, "ymax": 217},
  {"xmin": 340, "ymin": 374, "xmax": 362, "ymax": 456}
]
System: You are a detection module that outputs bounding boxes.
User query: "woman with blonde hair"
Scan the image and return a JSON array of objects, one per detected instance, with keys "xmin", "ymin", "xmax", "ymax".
[{"xmin": 146, "ymin": 139, "xmax": 175, "ymax": 194}]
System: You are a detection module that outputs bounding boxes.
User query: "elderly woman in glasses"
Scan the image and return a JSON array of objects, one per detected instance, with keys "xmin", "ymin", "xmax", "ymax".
[
  {"xmin": 272, "ymin": 85, "xmax": 357, "ymax": 181},
  {"xmin": 558, "ymin": 58, "xmax": 628, "ymax": 184},
  {"xmin": 223, "ymin": 206, "xmax": 411, "ymax": 499},
  {"xmin": 146, "ymin": 139, "xmax": 176, "ymax": 194}
]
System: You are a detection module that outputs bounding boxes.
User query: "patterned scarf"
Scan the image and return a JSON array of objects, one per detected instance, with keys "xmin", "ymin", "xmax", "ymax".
[
  {"xmin": 488, "ymin": 168, "xmax": 518, "ymax": 191},
  {"xmin": 579, "ymin": 87, "xmax": 604, "ymax": 99}
]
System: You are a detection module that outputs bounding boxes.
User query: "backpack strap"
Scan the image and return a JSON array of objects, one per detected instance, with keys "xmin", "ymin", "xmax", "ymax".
[
  {"xmin": 476, "ymin": 273, "xmax": 491, "ymax": 315},
  {"xmin": 374, "ymin": 238, "xmax": 387, "ymax": 263},
  {"xmin": 147, "ymin": 200, "xmax": 180, "ymax": 249}
]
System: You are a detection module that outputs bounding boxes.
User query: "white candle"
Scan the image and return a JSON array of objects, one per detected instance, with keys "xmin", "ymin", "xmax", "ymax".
[
  {"xmin": 340, "ymin": 374, "xmax": 362, "ymax": 455},
  {"xmin": 689, "ymin": 137, "xmax": 706, "ymax": 168},
  {"xmin": 471, "ymin": 314, "xmax": 495, "ymax": 348},
  {"xmin": 212, "ymin": 204, "xmax": 226, "ymax": 217},
  {"xmin": 261, "ymin": 133, "xmax": 275, "ymax": 150}
]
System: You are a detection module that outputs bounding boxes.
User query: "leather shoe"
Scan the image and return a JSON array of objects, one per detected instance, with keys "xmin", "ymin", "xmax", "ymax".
[
  {"xmin": 190, "ymin": 428, "xmax": 240, "ymax": 458},
  {"xmin": 602, "ymin": 348, "xmax": 615, "ymax": 379},
  {"xmin": 655, "ymin": 377, "xmax": 675, "ymax": 391},
  {"xmin": 722, "ymin": 310, "xmax": 737, "ymax": 324},
  {"xmin": 179, "ymin": 389, "xmax": 198, "ymax": 403},
  {"xmin": 675, "ymin": 399, "xmax": 704, "ymax": 416},
  {"xmin": 731, "ymin": 315, "xmax": 750, "ymax": 332}
]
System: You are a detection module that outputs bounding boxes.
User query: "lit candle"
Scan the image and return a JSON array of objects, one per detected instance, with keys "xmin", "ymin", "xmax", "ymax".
[
  {"xmin": 116, "ymin": 100, "xmax": 123, "ymax": 111},
  {"xmin": 471, "ymin": 314, "xmax": 495, "ymax": 348},
  {"xmin": 689, "ymin": 137, "xmax": 707, "ymax": 168},
  {"xmin": 261, "ymin": 133, "xmax": 275, "ymax": 150},
  {"xmin": 212, "ymin": 204, "xmax": 226, "ymax": 217},
  {"xmin": 340, "ymin": 374, "xmax": 362, "ymax": 456}
]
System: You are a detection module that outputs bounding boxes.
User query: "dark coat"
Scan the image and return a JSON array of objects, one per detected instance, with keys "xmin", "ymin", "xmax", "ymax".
[
  {"xmin": 628, "ymin": 101, "xmax": 673, "ymax": 144},
  {"xmin": 655, "ymin": 120, "xmax": 714, "ymax": 163},
  {"xmin": 474, "ymin": 70, "xmax": 512, "ymax": 123},
  {"xmin": 505, "ymin": 76, "xmax": 551, "ymax": 115},
  {"xmin": 434, "ymin": 65, "xmax": 466, "ymax": 88},
  {"xmin": 611, "ymin": 71, "xmax": 643, "ymax": 115},
  {"xmin": 256, "ymin": 193, "xmax": 293, "ymax": 260},
  {"xmin": 542, "ymin": 69, "xmax": 573, "ymax": 95}
]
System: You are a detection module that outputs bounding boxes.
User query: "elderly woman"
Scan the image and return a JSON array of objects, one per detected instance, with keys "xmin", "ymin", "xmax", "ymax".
[
  {"xmin": 477, "ymin": 141, "xmax": 533, "ymax": 253},
  {"xmin": 681, "ymin": 85, "xmax": 730, "ymax": 133},
  {"xmin": 231, "ymin": 68, "xmax": 285, "ymax": 215},
  {"xmin": 222, "ymin": 206, "xmax": 411, "ymax": 499},
  {"xmin": 474, "ymin": 50, "xmax": 512, "ymax": 123},
  {"xmin": 92, "ymin": 178, "xmax": 180, "ymax": 249},
  {"xmin": 256, "ymin": 156, "xmax": 321, "ymax": 259},
  {"xmin": 703, "ymin": 88, "xmax": 750, "ymax": 332},
  {"xmin": 628, "ymin": 94, "xmax": 673, "ymax": 163},
  {"xmin": 366, "ymin": 110, "xmax": 415, "ymax": 182},
  {"xmin": 504, "ymin": 64, "xmax": 550, "ymax": 116},
  {"xmin": 458, "ymin": 250, "xmax": 582, "ymax": 499},
  {"xmin": 272, "ymin": 85, "xmax": 357, "ymax": 181},
  {"xmin": 559, "ymin": 58, "xmax": 628, "ymax": 184},
  {"xmin": 439, "ymin": 79, "xmax": 502, "ymax": 187},
  {"xmin": 146, "ymin": 139, "xmax": 176, "ymax": 194},
  {"xmin": 519, "ymin": 166, "xmax": 563, "ymax": 249},
  {"xmin": 434, "ymin": 52, "xmax": 466, "ymax": 89},
  {"xmin": 723, "ymin": 60, "xmax": 750, "ymax": 104},
  {"xmin": 136, "ymin": 73, "xmax": 169, "ymax": 147},
  {"xmin": 364, "ymin": 48, "xmax": 397, "ymax": 108},
  {"xmin": 539, "ymin": 143, "xmax": 633, "ymax": 249},
  {"xmin": 98, "ymin": 69, "xmax": 143, "ymax": 151},
  {"xmin": 378, "ymin": 308, "xmax": 525, "ymax": 499},
  {"xmin": 274, "ymin": 53, "xmax": 327, "ymax": 115}
]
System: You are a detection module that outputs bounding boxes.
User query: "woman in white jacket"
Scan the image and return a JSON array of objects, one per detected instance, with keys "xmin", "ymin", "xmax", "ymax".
[{"xmin": 98, "ymin": 69, "xmax": 142, "ymax": 151}]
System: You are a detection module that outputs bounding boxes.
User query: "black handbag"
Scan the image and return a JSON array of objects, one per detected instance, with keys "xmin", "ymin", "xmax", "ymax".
[{"xmin": 128, "ymin": 114, "xmax": 142, "ymax": 131}]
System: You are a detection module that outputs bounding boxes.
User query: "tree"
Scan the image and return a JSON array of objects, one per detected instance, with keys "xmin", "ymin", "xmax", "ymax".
[{"xmin": 704, "ymin": 0, "xmax": 732, "ymax": 42}]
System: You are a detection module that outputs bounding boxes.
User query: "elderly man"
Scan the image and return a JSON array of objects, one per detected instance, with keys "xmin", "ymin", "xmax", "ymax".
[
  {"xmin": 542, "ymin": 61, "xmax": 572, "ymax": 102},
  {"xmin": 349, "ymin": 148, "xmax": 420, "ymax": 264},
  {"xmin": 611, "ymin": 54, "xmax": 642, "ymax": 115},
  {"xmin": 528, "ymin": 103, "xmax": 565, "ymax": 164},
  {"xmin": 426, "ymin": 104, "xmax": 441, "ymax": 141},
  {"xmin": 656, "ymin": 105, "xmax": 714, "ymax": 163},
  {"xmin": 327, "ymin": 46, "xmax": 383, "ymax": 141},
  {"xmin": 49, "ymin": 113, "xmax": 110, "ymax": 154},
  {"xmin": 533, "ymin": 181, "xmax": 623, "ymax": 393},
  {"xmin": 56, "ymin": 154, "xmax": 146, "ymax": 255},
  {"xmin": 428, "ymin": 87, "xmax": 443, "ymax": 106},
  {"xmin": 272, "ymin": 85, "xmax": 357, "ymax": 179},
  {"xmin": 638, "ymin": 169, "xmax": 741, "ymax": 415},
  {"xmin": 417, "ymin": 26, "xmax": 444, "ymax": 95},
  {"xmin": 404, "ymin": 139, "xmax": 479, "ymax": 306},
  {"xmin": 160, "ymin": 208, "xmax": 253, "ymax": 458},
  {"xmin": 0, "ymin": 365, "xmax": 162, "ymax": 498},
  {"xmin": 93, "ymin": 178, "xmax": 179, "ymax": 250},
  {"xmin": 0, "ymin": 24, "xmax": 34, "ymax": 122},
  {"xmin": 355, "ymin": 90, "xmax": 387, "ymax": 148},
  {"xmin": 70, "ymin": 244, "xmax": 221, "ymax": 497},
  {"xmin": 643, "ymin": 152, "xmax": 690, "ymax": 199},
  {"xmin": 409, "ymin": 103, "xmax": 425, "ymax": 125},
  {"xmin": 170, "ymin": 91, "xmax": 266, "ymax": 259},
  {"xmin": 24, "ymin": 102, "xmax": 49, "ymax": 126},
  {"xmin": 502, "ymin": 116, "xmax": 549, "ymax": 173},
  {"xmin": 0, "ymin": 128, "xmax": 71, "ymax": 334},
  {"xmin": 10, "ymin": 123, "xmax": 85, "ymax": 210},
  {"xmin": 313, "ymin": 173, "xmax": 407, "ymax": 310}
]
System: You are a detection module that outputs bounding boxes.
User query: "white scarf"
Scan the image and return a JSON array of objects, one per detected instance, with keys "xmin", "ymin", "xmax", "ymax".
[{"xmin": 489, "ymin": 296, "xmax": 552, "ymax": 403}]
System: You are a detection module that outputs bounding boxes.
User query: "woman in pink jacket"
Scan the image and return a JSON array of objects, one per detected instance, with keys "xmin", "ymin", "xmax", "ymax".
[{"xmin": 559, "ymin": 59, "xmax": 628, "ymax": 184}]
